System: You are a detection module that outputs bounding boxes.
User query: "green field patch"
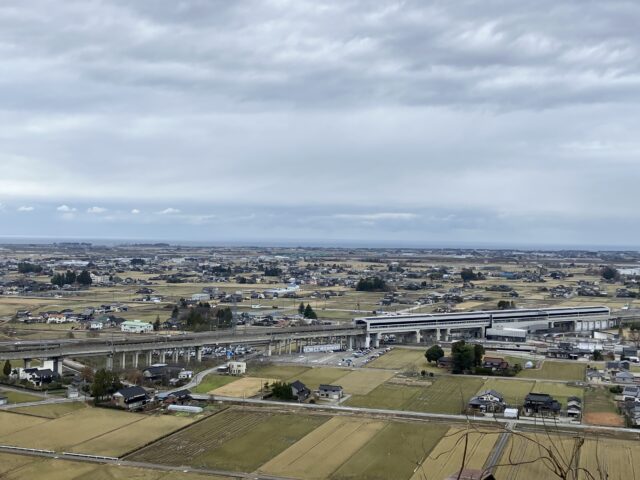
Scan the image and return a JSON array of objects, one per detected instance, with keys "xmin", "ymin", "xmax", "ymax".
[
  {"xmin": 517, "ymin": 361, "xmax": 586, "ymax": 382},
  {"xmin": 345, "ymin": 383, "xmax": 423, "ymax": 410},
  {"xmin": 531, "ymin": 381, "xmax": 584, "ymax": 408},
  {"xmin": 192, "ymin": 374, "xmax": 239, "ymax": 394},
  {"xmin": 330, "ymin": 421, "xmax": 448, "ymax": 480},
  {"xmin": 248, "ymin": 363, "xmax": 311, "ymax": 381},
  {"xmin": 404, "ymin": 376, "xmax": 485, "ymax": 414},
  {"xmin": 0, "ymin": 389, "xmax": 42, "ymax": 404},
  {"xmin": 12, "ymin": 401, "xmax": 87, "ymax": 418},
  {"xmin": 365, "ymin": 348, "xmax": 439, "ymax": 373},
  {"xmin": 478, "ymin": 378, "xmax": 535, "ymax": 406},
  {"xmin": 584, "ymin": 386, "xmax": 618, "ymax": 415}
]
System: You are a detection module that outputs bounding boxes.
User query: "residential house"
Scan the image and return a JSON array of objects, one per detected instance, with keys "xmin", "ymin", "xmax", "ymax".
[
  {"xmin": 178, "ymin": 370, "xmax": 194, "ymax": 380},
  {"xmin": 20, "ymin": 368, "xmax": 55, "ymax": 387},
  {"xmin": 566, "ymin": 396, "xmax": 582, "ymax": 419},
  {"xmin": 586, "ymin": 369, "xmax": 606, "ymax": 383},
  {"xmin": 523, "ymin": 393, "xmax": 561, "ymax": 417},
  {"xmin": 622, "ymin": 385, "xmax": 640, "ymax": 402},
  {"xmin": 467, "ymin": 390, "xmax": 506, "ymax": 413},
  {"xmin": 437, "ymin": 356, "xmax": 453, "ymax": 369},
  {"xmin": 623, "ymin": 399, "xmax": 640, "ymax": 426},
  {"xmin": 615, "ymin": 370, "xmax": 635, "ymax": 384},
  {"xmin": 0, "ymin": 395, "xmax": 7, "ymax": 406},
  {"xmin": 112, "ymin": 386, "xmax": 150, "ymax": 410},
  {"xmin": 318, "ymin": 384, "xmax": 343, "ymax": 401},
  {"xmin": 291, "ymin": 380, "xmax": 310, "ymax": 402},
  {"xmin": 482, "ymin": 357, "xmax": 509, "ymax": 371}
]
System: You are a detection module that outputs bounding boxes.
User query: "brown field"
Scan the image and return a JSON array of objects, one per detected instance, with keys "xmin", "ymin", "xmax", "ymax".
[
  {"xmin": 494, "ymin": 433, "xmax": 579, "ymax": 479},
  {"xmin": 337, "ymin": 369, "xmax": 395, "ymax": 395},
  {"xmin": 259, "ymin": 416, "xmax": 386, "ymax": 479},
  {"xmin": 0, "ymin": 407, "xmax": 144, "ymax": 451},
  {"xmin": 0, "ymin": 411, "xmax": 49, "ymax": 437},
  {"xmin": 579, "ymin": 438, "xmax": 640, "ymax": 480},
  {"xmin": 68, "ymin": 414, "xmax": 194, "ymax": 456},
  {"xmin": 11, "ymin": 401, "xmax": 87, "ymax": 418},
  {"xmin": 583, "ymin": 412, "xmax": 624, "ymax": 427},
  {"xmin": 211, "ymin": 377, "xmax": 276, "ymax": 397},
  {"xmin": 411, "ymin": 427, "xmax": 500, "ymax": 480}
]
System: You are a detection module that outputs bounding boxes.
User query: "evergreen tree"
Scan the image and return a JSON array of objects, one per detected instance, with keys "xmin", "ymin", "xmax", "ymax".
[
  {"xmin": 153, "ymin": 315, "xmax": 161, "ymax": 331},
  {"xmin": 303, "ymin": 304, "xmax": 317, "ymax": 319},
  {"xmin": 3, "ymin": 360, "xmax": 11, "ymax": 377},
  {"xmin": 77, "ymin": 269, "xmax": 92, "ymax": 285},
  {"xmin": 425, "ymin": 345, "xmax": 444, "ymax": 363},
  {"xmin": 298, "ymin": 302, "xmax": 305, "ymax": 315}
]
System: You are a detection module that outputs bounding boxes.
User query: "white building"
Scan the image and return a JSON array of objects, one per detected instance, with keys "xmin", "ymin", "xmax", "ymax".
[
  {"xmin": 191, "ymin": 293, "xmax": 211, "ymax": 302},
  {"xmin": 229, "ymin": 361, "xmax": 246, "ymax": 376},
  {"xmin": 178, "ymin": 370, "xmax": 194, "ymax": 380},
  {"xmin": 121, "ymin": 320, "xmax": 153, "ymax": 333}
]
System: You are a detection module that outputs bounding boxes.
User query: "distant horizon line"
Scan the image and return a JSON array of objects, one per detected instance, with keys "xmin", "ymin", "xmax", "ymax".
[{"xmin": 0, "ymin": 235, "xmax": 638, "ymax": 252}]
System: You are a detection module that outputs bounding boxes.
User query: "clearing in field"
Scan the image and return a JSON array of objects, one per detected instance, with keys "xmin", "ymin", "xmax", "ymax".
[
  {"xmin": 0, "ymin": 406, "xmax": 144, "ymax": 450},
  {"xmin": 11, "ymin": 401, "xmax": 87, "ymax": 418},
  {"xmin": 494, "ymin": 433, "xmax": 579, "ymax": 480},
  {"xmin": 405, "ymin": 376, "xmax": 485, "ymax": 414},
  {"xmin": 579, "ymin": 438, "xmax": 640, "ymax": 479},
  {"xmin": 259, "ymin": 416, "xmax": 385, "ymax": 479},
  {"xmin": 337, "ymin": 369, "xmax": 395, "ymax": 395},
  {"xmin": 583, "ymin": 386, "xmax": 624, "ymax": 426},
  {"xmin": 411, "ymin": 427, "xmax": 500, "ymax": 480},
  {"xmin": 192, "ymin": 374, "xmax": 239, "ymax": 394},
  {"xmin": 517, "ymin": 360, "xmax": 586, "ymax": 381},
  {"xmin": 330, "ymin": 421, "xmax": 448, "ymax": 480},
  {"xmin": 69, "ymin": 413, "xmax": 194, "ymax": 456},
  {"xmin": 211, "ymin": 376, "xmax": 275, "ymax": 397},
  {"xmin": 477, "ymin": 378, "xmax": 534, "ymax": 406},
  {"xmin": 289, "ymin": 367, "xmax": 349, "ymax": 389},
  {"xmin": 365, "ymin": 348, "xmax": 432, "ymax": 371}
]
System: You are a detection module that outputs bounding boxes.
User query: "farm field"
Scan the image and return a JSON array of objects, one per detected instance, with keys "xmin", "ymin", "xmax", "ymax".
[
  {"xmin": 583, "ymin": 386, "xmax": 624, "ymax": 426},
  {"xmin": 364, "ymin": 348, "xmax": 432, "ymax": 371},
  {"xmin": 0, "ymin": 411, "xmax": 49, "ymax": 436},
  {"xmin": 0, "ymin": 453, "xmax": 233, "ymax": 480},
  {"xmin": 495, "ymin": 433, "xmax": 580, "ymax": 479},
  {"xmin": 517, "ymin": 360, "xmax": 586, "ymax": 381},
  {"xmin": 476, "ymin": 378, "xmax": 535, "ymax": 406},
  {"xmin": 131, "ymin": 408, "xmax": 326, "ymax": 472},
  {"xmin": 211, "ymin": 376, "xmax": 275, "ymax": 397},
  {"xmin": 290, "ymin": 367, "xmax": 349, "ymax": 389},
  {"xmin": 345, "ymin": 383, "xmax": 423, "ymax": 410},
  {"xmin": 68, "ymin": 414, "xmax": 194, "ymax": 456},
  {"xmin": 0, "ymin": 389, "xmax": 42, "ymax": 404},
  {"xmin": 579, "ymin": 438, "xmax": 640, "ymax": 479},
  {"xmin": 410, "ymin": 427, "xmax": 500, "ymax": 480},
  {"xmin": 530, "ymin": 381, "xmax": 584, "ymax": 408},
  {"xmin": 11, "ymin": 401, "xmax": 87, "ymax": 418},
  {"xmin": 337, "ymin": 369, "xmax": 395, "ymax": 395},
  {"xmin": 192, "ymin": 374, "xmax": 238, "ymax": 394},
  {"xmin": 0, "ymin": 406, "xmax": 150, "ymax": 451},
  {"xmin": 249, "ymin": 363, "xmax": 311, "ymax": 381},
  {"xmin": 330, "ymin": 421, "xmax": 449, "ymax": 480},
  {"xmin": 405, "ymin": 376, "xmax": 485, "ymax": 414},
  {"xmin": 259, "ymin": 416, "xmax": 386, "ymax": 480}
]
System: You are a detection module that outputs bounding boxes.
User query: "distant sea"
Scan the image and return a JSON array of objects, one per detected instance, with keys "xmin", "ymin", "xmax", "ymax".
[{"xmin": 0, "ymin": 235, "xmax": 637, "ymax": 251}]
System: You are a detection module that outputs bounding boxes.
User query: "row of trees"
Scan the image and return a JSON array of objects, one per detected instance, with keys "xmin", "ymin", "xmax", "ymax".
[
  {"xmin": 18, "ymin": 262, "xmax": 43, "ymax": 274},
  {"xmin": 172, "ymin": 301, "xmax": 234, "ymax": 331},
  {"xmin": 51, "ymin": 269, "xmax": 92, "ymax": 287}
]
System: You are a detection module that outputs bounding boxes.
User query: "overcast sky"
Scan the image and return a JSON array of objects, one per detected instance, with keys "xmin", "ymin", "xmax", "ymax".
[{"xmin": 1, "ymin": 0, "xmax": 639, "ymax": 248}]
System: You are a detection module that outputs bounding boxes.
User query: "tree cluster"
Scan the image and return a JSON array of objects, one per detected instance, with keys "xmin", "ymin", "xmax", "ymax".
[
  {"xmin": 270, "ymin": 381, "xmax": 294, "ymax": 400},
  {"xmin": 497, "ymin": 300, "xmax": 516, "ymax": 310},
  {"xmin": 450, "ymin": 341, "xmax": 484, "ymax": 374},
  {"xmin": 425, "ymin": 345, "xmax": 444, "ymax": 363},
  {"xmin": 264, "ymin": 266, "xmax": 282, "ymax": 276},
  {"xmin": 356, "ymin": 276, "xmax": 387, "ymax": 292},
  {"xmin": 91, "ymin": 369, "xmax": 122, "ymax": 403},
  {"xmin": 460, "ymin": 268, "xmax": 484, "ymax": 282},
  {"xmin": 18, "ymin": 262, "xmax": 43, "ymax": 274},
  {"xmin": 130, "ymin": 258, "xmax": 145, "ymax": 266},
  {"xmin": 298, "ymin": 302, "xmax": 317, "ymax": 319},
  {"xmin": 51, "ymin": 269, "xmax": 92, "ymax": 287},
  {"xmin": 180, "ymin": 304, "xmax": 234, "ymax": 331},
  {"xmin": 601, "ymin": 266, "xmax": 620, "ymax": 281}
]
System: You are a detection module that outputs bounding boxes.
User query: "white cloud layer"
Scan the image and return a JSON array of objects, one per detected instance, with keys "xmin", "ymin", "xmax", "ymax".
[{"xmin": 0, "ymin": 1, "xmax": 639, "ymax": 246}]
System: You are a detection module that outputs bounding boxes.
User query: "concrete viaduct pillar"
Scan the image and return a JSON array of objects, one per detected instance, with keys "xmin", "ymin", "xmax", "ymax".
[
  {"xmin": 364, "ymin": 334, "xmax": 371, "ymax": 349},
  {"xmin": 446, "ymin": 328, "xmax": 451, "ymax": 340},
  {"xmin": 195, "ymin": 347, "xmax": 203, "ymax": 362},
  {"xmin": 435, "ymin": 328, "xmax": 441, "ymax": 342},
  {"xmin": 267, "ymin": 343, "xmax": 272, "ymax": 356},
  {"xmin": 23, "ymin": 358, "xmax": 32, "ymax": 369},
  {"xmin": 414, "ymin": 330, "xmax": 422, "ymax": 343},
  {"xmin": 373, "ymin": 333, "xmax": 380, "ymax": 348},
  {"xmin": 172, "ymin": 349, "xmax": 179, "ymax": 364},
  {"xmin": 132, "ymin": 352, "xmax": 139, "ymax": 369},
  {"xmin": 146, "ymin": 350, "xmax": 153, "ymax": 366},
  {"xmin": 106, "ymin": 355, "xmax": 113, "ymax": 371},
  {"xmin": 121, "ymin": 352, "xmax": 126, "ymax": 369},
  {"xmin": 159, "ymin": 350, "xmax": 166, "ymax": 363},
  {"xmin": 348, "ymin": 336, "xmax": 354, "ymax": 350},
  {"xmin": 50, "ymin": 357, "xmax": 63, "ymax": 376}
]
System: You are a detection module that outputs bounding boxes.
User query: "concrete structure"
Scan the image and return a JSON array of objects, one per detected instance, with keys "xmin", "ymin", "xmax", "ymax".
[
  {"xmin": 228, "ymin": 361, "xmax": 246, "ymax": 375},
  {"xmin": 121, "ymin": 320, "xmax": 153, "ymax": 333},
  {"xmin": 355, "ymin": 306, "xmax": 612, "ymax": 348}
]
